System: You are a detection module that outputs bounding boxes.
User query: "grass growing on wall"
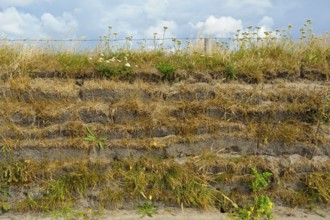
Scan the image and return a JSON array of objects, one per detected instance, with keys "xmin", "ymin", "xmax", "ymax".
[
  {"xmin": 0, "ymin": 152, "xmax": 326, "ymax": 218},
  {"xmin": 0, "ymin": 20, "xmax": 329, "ymax": 219}
]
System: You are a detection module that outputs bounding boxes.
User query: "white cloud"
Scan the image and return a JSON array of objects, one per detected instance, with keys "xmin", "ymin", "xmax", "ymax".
[
  {"xmin": 0, "ymin": 7, "xmax": 42, "ymax": 36},
  {"xmin": 225, "ymin": 0, "xmax": 272, "ymax": 10},
  {"xmin": 258, "ymin": 16, "xmax": 274, "ymax": 29},
  {"xmin": 97, "ymin": 4, "xmax": 144, "ymax": 38},
  {"xmin": 145, "ymin": 20, "xmax": 177, "ymax": 38},
  {"xmin": 101, "ymin": 4, "xmax": 142, "ymax": 23},
  {"xmin": 1, "ymin": 0, "xmax": 326, "ymax": 44},
  {"xmin": 0, "ymin": 7, "xmax": 78, "ymax": 38},
  {"xmin": 41, "ymin": 12, "xmax": 78, "ymax": 34},
  {"xmin": 143, "ymin": 0, "xmax": 168, "ymax": 19},
  {"xmin": 192, "ymin": 15, "xmax": 278, "ymax": 39},
  {"xmin": 193, "ymin": 16, "xmax": 243, "ymax": 37}
]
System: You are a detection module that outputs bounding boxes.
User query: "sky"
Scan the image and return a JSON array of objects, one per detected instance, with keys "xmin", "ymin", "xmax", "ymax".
[{"xmin": 0, "ymin": 0, "xmax": 329, "ymax": 43}]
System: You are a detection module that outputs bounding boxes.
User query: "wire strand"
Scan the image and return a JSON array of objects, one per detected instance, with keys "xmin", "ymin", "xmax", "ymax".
[{"xmin": 0, "ymin": 36, "xmax": 316, "ymax": 42}]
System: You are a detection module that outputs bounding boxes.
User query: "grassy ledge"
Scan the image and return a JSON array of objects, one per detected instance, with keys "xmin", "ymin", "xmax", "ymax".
[
  {"xmin": 0, "ymin": 152, "xmax": 329, "ymax": 219},
  {"xmin": 0, "ymin": 20, "xmax": 329, "ymax": 83}
]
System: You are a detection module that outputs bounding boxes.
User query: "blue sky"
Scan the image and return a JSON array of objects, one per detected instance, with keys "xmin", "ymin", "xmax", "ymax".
[{"xmin": 0, "ymin": 0, "xmax": 329, "ymax": 42}]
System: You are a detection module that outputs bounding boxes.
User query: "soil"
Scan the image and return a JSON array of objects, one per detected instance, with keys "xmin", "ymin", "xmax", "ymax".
[{"xmin": 0, "ymin": 206, "xmax": 329, "ymax": 220}]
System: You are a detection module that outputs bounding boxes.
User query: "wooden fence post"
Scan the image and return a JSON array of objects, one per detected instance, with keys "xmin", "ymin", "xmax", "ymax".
[{"xmin": 204, "ymin": 38, "xmax": 213, "ymax": 56}]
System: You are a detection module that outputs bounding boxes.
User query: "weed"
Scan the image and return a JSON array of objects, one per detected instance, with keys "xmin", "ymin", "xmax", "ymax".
[
  {"xmin": 233, "ymin": 168, "xmax": 274, "ymax": 220},
  {"xmin": 250, "ymin": 168, "xmax": 272, "ymax": 192},
  {"xmin": 306, "ymin": 173, "xmax": 330, "ymax": 204},
  {"xmin": 0, "ymin": 144, "xmax": 13, "ymax": 162},
  {"xmin": 254, "ymin": 195, "xmax": 274, "ymax": 220},
  {"xmin": 84, "ymin": 127, "xmax": 106, "ymax": 150},
  {"xmin": 225, "ymin": 62, "xmax": 237, "ymax": 80},
  {"xmin": 156, "ymin": 62, "xmax": 176, "ymax": 81},
  {"xmin": 0, "ymin": 144, "xmax": 32, "ymax": 184},
  {"xmin": 1, "ymin": 160, "xmax": 30, "ymax": 184},
  {"xmin": 0, "ymin": 184, "xmax": 10, "ymax": 214},
  {"xmin": 136, "ymin": 201, "xmax": 157, "ymax": 218},
  {"xmin": 236, "ymin": 195, "xmax": 273, "ymax": 220},
  {"xmin": 0, "ymin": 201, "xmax": 10, "ymax": 215},
  {"xmin": 94, "ymin": 53, "xmax": 132, "ymax": 78}
]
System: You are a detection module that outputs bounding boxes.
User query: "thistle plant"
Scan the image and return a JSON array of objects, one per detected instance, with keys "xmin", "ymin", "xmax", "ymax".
[
  {"xmin": 84, "ymin": 127, "xmax": 106, "ymax": 150},
  {"xmin": 136, "ymin": 192, "xmax": 157, "ymax": 218}
]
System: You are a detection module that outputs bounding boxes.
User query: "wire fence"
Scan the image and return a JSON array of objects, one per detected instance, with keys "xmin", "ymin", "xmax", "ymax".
[
  {"xmin": 1, "ymin": 36, "xmax": 328, "ymax": 54},
  {"xmin": 0, "ymin": 36, "xmax": 314, "ymax": 42},
  {"xmin": 0, "ymin": 37, "xmax": 231, "ymax": 43},
  {"xmin": 0, "ymin": 37, "xmax": 236, "ymax": 53}
]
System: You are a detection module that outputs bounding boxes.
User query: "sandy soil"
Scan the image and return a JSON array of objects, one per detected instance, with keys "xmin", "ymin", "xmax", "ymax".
[{"xmin": 0, "ymin": 206, "xmax": 329, "ymax": 220}]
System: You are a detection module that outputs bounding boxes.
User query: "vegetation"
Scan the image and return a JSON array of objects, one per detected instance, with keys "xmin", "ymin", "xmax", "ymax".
[
  {"xmin": 156, "ymin": 62, "xmax": 176, "ymax": 81},
  {"xmin": 0, "ymin": 20, "xmax": 329, "ymax": 219},
  {"xmin": 250, "ymin": 168, "xmax": 272, "ymax": 193},
  {"xmin": 84, "ymin": 127, "xmax": 107, "ymax": 150},
  {"xmin": 0, "ymin": 153, "xmax": 329, "ymax": 218},
  {"xmin": 0, "ymin": 183, "xmax": 10, "ymax": 214},
  {"xmin": 234, "ymin": 168, "xmax": 274, "ymax": 220},
  {"xmin": 0, "ymin": 20, "xmax": 328, "ymax": 82},
  {"xmin": 136, "ymin": 201, "xmax": 157, "ymax": 218},
  {"xmin": 306, "ymin": 173, "xmax": 330, "ymax": 205}
]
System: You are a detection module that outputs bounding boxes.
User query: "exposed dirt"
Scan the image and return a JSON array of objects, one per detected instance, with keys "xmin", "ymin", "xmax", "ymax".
[
  {"xmin": 0, "ymin": 206, "xmax": 329, "ymax": 220},
  {"xmin": 0, "ymin": 72, "xmax": 329, "ymax": 217}
]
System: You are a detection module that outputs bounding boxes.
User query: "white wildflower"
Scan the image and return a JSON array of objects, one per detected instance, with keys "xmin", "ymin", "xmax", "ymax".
[{"xmin": 125, "ymin": 63, "xmax": 131, "ymax": 67}]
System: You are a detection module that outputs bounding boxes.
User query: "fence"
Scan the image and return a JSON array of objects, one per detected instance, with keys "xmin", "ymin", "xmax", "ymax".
[
  {"xmin": 0, "ymin": 37, "xmax": 225, "ymax": 54},
  {"xmin": 0, "ymin": 36, "xmax": 325, "ymax": 54}
]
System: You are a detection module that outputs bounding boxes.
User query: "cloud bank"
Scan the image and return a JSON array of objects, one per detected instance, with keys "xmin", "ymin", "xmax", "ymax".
[
  {"xmin": 193, "ymin": 16, "xmax": 243, "ymax": 37},
  {"xmin": 0, "ymin": 7, "xmax": 77, "ymax": 38},
  {"xmin": 0, "ymin": 0, "xmax": 328, "ymax": 41}
]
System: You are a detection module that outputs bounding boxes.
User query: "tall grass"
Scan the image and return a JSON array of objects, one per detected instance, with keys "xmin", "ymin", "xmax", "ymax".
[{"xmin": 0, "ymin": 20, "xmax": 329, "ymax": 82}]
